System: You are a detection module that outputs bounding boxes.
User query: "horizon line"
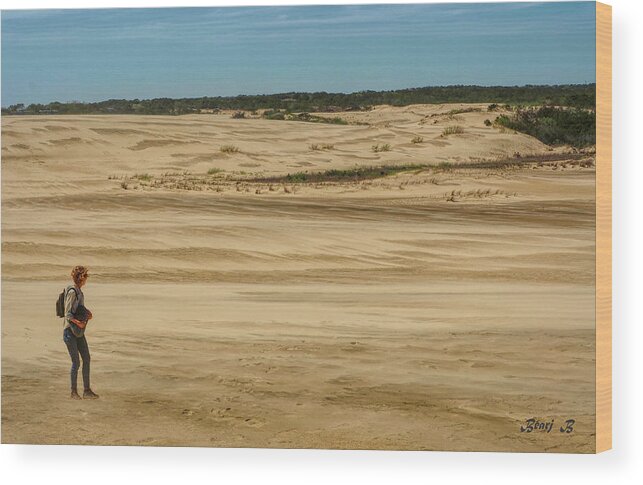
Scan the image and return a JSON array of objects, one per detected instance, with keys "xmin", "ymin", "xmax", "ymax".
[{"xmin": 2, "ymin": 83, "xmax": 597, "ymax": 109}]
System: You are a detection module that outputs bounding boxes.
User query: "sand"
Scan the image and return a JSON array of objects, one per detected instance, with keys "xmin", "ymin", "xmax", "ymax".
[{"xmin": 1, "ymin": 105, "xmax": 596, "ymax": 452}]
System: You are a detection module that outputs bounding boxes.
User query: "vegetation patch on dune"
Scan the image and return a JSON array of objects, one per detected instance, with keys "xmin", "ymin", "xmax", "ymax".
[
  {"xmin": 109, "ymin": 153, "xmax": 592, "ymax": 192},
  {"xmin": 263, "ymin": 110, "xmax": 350, "ymax": 125},
  {"xmin": 128, "ymin": 139, "xmax": 193, "ymax": 151},
  {"xmin": 431, "ymin": 107, "xmax": 482, "ymax": 118},
  {"xmin": 250, "ymin": 164, "xmax": 427, "ymax": 184},
  {"xmin": 134, "ymin": 173, "xmax": 153, "ymax": 181},
  {"xmin": 494, "ymin": 107, "xmax": 595, "ymax": 148},
  {"xmin": 247, "ymin": 153, "xmax": 592, "ymax": 184}
]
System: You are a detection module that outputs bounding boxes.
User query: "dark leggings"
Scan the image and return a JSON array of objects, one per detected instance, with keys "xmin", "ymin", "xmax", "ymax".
[{"xmin": 63, "ymin": 327, "xmax": 90, "ymax": 391}]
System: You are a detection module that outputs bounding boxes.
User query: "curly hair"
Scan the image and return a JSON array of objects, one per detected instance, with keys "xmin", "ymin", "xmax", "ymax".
[{"xmin": 71, "ymin": 265, "xmax": 89, "ymax": 286}]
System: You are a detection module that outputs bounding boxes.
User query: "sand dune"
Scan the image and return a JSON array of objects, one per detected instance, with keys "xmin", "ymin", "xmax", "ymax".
[
  {"xmin": 1, "ymin": 105, "xmax": 555, "ymax": 191},
  {"xmin": 1, "ymin": 105, "xmax": 596, "ymax": 451}
]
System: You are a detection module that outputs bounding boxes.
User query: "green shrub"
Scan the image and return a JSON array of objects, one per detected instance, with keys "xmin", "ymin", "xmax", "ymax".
[
  {"xmin": 411, "ymin": 136, "xmax": 424, "ymax": 144},
  {"xmin": 494, "ymin": 107, "xmax": 595, "ymax": 148},
  {"xmin": 263, "ymin": 110, "xmax": 286, "ymax": 120}
]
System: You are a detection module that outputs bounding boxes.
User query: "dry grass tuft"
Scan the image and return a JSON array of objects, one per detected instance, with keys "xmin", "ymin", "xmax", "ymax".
[
  {"xmin": 310, "ymin": 143, "xmax": 335, "ymax": 151},
  {"xmin": 442, "ymin": 126, "xmax": 465, "ymax": 136},
  {"xmin": 220, "ymin": 144, "xmax": 240, "ymax": 154},
  {"xmin": 372, "ymin": 143, "xmax": 391, "ymax": 153}
]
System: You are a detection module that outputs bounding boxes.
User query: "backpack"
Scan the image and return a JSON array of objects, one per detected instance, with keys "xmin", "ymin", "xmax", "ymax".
[{"xmin": 56, "ymin": 286, "xmax": 78, "ymax": 318}]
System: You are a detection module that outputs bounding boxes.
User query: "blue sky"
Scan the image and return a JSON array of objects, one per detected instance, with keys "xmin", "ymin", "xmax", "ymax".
[{"xmin": 1, "ymin": 2, "xmax": 596, "ymax": 106}]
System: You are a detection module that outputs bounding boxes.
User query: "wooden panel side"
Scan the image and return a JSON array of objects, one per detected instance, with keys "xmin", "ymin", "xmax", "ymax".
[{"xmin": 596, "ymin": 1, "xmax": 612, "ymax": 454}]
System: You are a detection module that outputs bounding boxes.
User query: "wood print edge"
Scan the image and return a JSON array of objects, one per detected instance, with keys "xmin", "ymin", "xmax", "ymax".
[{"xmin": 595, "ymin": 0, "xmax": 612, "ymax": 454}]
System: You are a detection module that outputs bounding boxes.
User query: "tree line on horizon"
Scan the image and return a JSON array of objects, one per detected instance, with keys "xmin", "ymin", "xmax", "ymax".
[{"xmin": 2, "ymin": 84, "xmax": 595, "ymax": 116}]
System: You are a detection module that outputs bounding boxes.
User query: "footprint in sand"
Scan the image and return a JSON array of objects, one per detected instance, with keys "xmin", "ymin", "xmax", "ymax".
[
  {"xmin": 240, "ymin": 417, "xmax": 264, "ymax": 428},
  {"xmin": 210, "ymin": 407, "xmax": 232, "ymax": 417}
]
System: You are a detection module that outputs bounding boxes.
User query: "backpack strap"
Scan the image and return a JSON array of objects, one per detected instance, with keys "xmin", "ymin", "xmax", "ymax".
[{"xmin": 66, "ymin": 286, "xmax": 80, "ymax": 311}]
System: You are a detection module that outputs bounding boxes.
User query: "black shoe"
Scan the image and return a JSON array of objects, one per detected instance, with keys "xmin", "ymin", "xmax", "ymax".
[
  {"xmin": 83, "ymin": 389, "xmax": 99, "ymax": 399},
  {"xmin": 70, "ymin": 390, "xmax": 81, "ymax": 400}
]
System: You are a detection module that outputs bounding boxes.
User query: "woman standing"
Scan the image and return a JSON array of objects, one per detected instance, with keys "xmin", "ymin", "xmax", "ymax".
[{"xmin": 63, "ymin": 265, "xmax": 99, "ymax": 400}]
